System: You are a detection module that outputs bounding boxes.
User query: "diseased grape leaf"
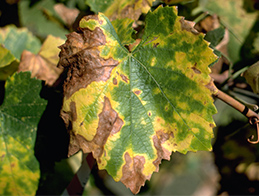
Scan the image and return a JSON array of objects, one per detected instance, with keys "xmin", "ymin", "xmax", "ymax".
[
  {"xmin": 111, "ymin": 18, "xmax": 136, "ymax": 46},
  {"xmin": 86, "ymin": 0, "xmax": 154, "ymax": 21},
  {"xmin": 59, "ymin": 6, "xmax": 217, "ymax": 194},
  {"xmin": 0, "ymin": 25, "xmax": 41, "ymax": 80},
  {"xmin": 0, "ymin": 71, "xmax": 47, "ymax": 195},
  {"xmin": 162, "ymin": 0, "xmax": 192, "ymax": 4},
  {"xmin": 19, "ymin": 35, "xmax": 64, "ymax": 86}
]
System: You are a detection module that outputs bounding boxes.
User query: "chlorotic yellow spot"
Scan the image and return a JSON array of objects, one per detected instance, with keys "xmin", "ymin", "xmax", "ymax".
[
  {"xmin": 150, "ymin": 57, "xmax": 156, "ymax": 67},
  {"xmin": 140, "ymin": 118, "xmax": 147, "ymax": 125},
  {"xmin": 153, "ymin": 87, "xmax": 160, "ymax": 95},
  {"xmin": 192, "ymin": 128, "xmax": 200, "ymax": 134}
]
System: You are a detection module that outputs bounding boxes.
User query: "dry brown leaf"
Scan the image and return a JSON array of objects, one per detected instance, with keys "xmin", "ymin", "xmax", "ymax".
[
  {"xmin": 54, "ymin": 3, "xmax": 80, "ymax": 27},
  {"xmin": 19, "ymin": 35, "xmax": 64, "ymax": 86}
]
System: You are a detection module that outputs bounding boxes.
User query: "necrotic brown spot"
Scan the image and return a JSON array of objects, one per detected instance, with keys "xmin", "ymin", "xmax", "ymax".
[
  {"xmin": 113, "ymin": 78, "xmax": 118, "ymax": 85},
  {"xmin": 70, "ymin": 101, "xmax": 77, "ymax": 121},
  {"xmin": 153, "ymin": 43, "xmax": 159, "ymax": 48},
  {"xmin": 133, "ymin": 90, "xmax": 141, "ymax": 95},
  {"xmin": 191, "ymin": 63, "xmax": 201, "ymax": 74},
  {"xmin": 120, "ymin": 74, "xmax": 129, "ymax": 83}
]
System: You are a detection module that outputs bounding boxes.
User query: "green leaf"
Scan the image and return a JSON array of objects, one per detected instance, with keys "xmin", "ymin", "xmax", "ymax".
[
  {"xmin": 111, "ymin": 18, "xmax": 136, "ymax": 46},
  {"xmin": 18, "ymin": 0, "xmax": 69, "ymax": 39},
  {"xmin": 0, "ymin": 25, "xmax": 41, "ymax": 59},
  {"xmin": 0, "ymin": 72, "xmax": 47, "ymax": 195},
  {"xmin": 86, "ymin": 0, "xmax": 154, "ymax": 20},
  {"xmin": 0, "ymin": 45, "xmax": 19, "ymax": 80},
  {"xmin": 59, "ymin": 6, "xmax": 217, "ymax": 194},
  {"xmin": 193, "ymin": 0, "xmax": 258, "ymax": 63},
  {"xmin": 204, "ymin": 27, "xmax": 225, "ymax": 48},
  {"xmin": 0, "ymin": 25, "xmax": 41, "ymax": 80},
  {"xmin": 243, "ymin": 61, "xmax": 259, "ymax": 94}
]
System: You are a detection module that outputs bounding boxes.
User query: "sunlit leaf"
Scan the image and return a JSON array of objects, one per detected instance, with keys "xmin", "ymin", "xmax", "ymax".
[
  {"xmin": 19, "ymin": 35, "xmax": 64, "ymax": 86},
  {"xmin": 0, "ymin": 25, "xmax": 41, "ymax": 80},
  {"xmin": 0, "ymin": 71, "xmax": 47, "ymax": 195},
  {"xmin": 58, "ymin": 6, "xmax": 217, "ymax": 194}
]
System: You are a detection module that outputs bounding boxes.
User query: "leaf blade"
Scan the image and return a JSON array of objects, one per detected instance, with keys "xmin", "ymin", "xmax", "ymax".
[
  {"xmin": 0, "ymin": 72, "xmax": 47, "ymax": 195},
  {"xmin": 59, "ymin": 6, "xmax": 218, "ymax": 194}
]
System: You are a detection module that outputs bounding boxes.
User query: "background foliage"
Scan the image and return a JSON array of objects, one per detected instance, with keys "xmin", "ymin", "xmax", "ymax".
[{"xmin": 0, "ymin": 0, "xmax": 259, "ymax": 195}]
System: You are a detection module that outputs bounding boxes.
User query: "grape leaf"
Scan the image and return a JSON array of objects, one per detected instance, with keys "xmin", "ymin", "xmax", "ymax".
[
  {"xmin": 0, "ymin": 72, "xmax": 47, "ymax": 195},
  {"xmin": 19, "ymin": 35, "xmax": 64, "ymax": 86},
  {"xmin": 193, "ymin": 0, "xmax": 258, "ymax": 63},
  {"xmin": 162, "ymin": 0, "xmax": 192, "ymax": 4},
  {"xmin": 59, "ymin": 6, "xmax": 217, "ymax": 194},
  {"xmin": 0, "ymin": 25, "xmax": 41, "ymax": 80},
  {"xmin": 86, "ymin": 0, "xmax": 154, "ymax": 21},
  {"xmin": 243, "ymin": 61, "xmax": 259, "ymax": 94},
  {"xmin": 0, "ymin": 46, "xmax": 19, "ymax": 81},
  {"xmin": 18, "ymin": 0, "xmax": 69, "ymax": 39}
]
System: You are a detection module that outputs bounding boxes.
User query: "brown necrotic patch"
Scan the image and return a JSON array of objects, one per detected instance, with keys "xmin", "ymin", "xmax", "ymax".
[
  {"xmin": 121, "ymin": 152, "xmax": 147, "ymax": 194},
  {"xmin": 58, "ymin": 15, "xmax": 119, "ymax": 98},
  {"xmin": 133, "ymin": 90, "xmax": 141, "ymax": 95},
  {"xmin": 66, "ymin": 96, "xmax": 124, "ymax": 161},
  {"xmin": 113, "ymin": 77, "xmax": 118, "ymax": 85},
  {"xmin": 150, "ymin": 128, "xmax": 177, "ymax": 176},
  {"xmin": 70, "ymin": 101, "xmax": 77, "ymax": 121},
  {"xmin": 120, "ymin": 74, "xmax": 129, "ymax": 83},
  {"xmin": 153, "ymin": 43, "xmax": 159, "ymax": 48}
]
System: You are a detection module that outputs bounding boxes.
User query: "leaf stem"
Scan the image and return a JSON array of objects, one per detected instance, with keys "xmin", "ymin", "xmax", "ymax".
[
  {"xmin": 208, "ymin": 81, "xmax": 259, "ymax": 143},
  {"xmin": 214, "ymin": 89, "xmax": 259, "ymax": 120}
]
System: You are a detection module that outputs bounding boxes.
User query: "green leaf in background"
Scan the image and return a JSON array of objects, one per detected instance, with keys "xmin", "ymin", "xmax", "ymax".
[
  {"xmin": 0, "ymin": 25, "xmax": 41, "ymax": 80},
  {"xmin": 193, "ymin": 0, "xmax": 259, "ymax": 63},
  {"xmin": 243, "ymin": 61, "xmax": 259, "ymax": 94},
  {"xmin": 59, "ymin": 6, "xmax": 217, "ymax": 194},
  {"xmin": 86, "ymin": 0, "xmax": 154, "ymax": 20},
  {"xmin": 0, "ymin": 71, "xmax": 47, "ymax": 195},
  {"xmin": 204, "ymin": 27, "xmax": 225, "ymax": 48},
  {"xmin": 18, "ymin": 0, "xmax": 69, "ymax": 39}
]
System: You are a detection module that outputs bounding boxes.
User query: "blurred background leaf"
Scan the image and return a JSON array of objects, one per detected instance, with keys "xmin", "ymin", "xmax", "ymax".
[
  {"xmin": 0, "ymin": 25, "xmax": 41, "ymax": 80},
  {"xmin": 0, "ymin": 71, "xmax": 47, "ymax": 195}
]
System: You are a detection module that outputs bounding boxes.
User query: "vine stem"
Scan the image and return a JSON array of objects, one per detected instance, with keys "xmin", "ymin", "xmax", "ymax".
[
  {"xmin": 207, "ymin": 80, "xmax": 259, "ymax": 144},
  {"xmin": 62, "ymin": 153, "xmax": 96, "ymax": 196}
]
